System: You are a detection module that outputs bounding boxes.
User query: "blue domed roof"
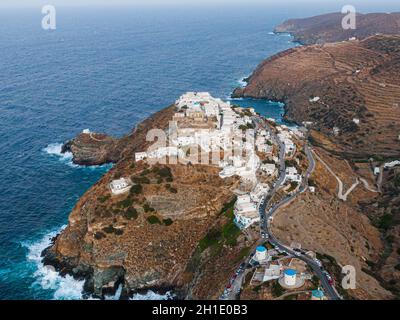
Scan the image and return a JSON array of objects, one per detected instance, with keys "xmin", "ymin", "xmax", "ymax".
[
  {"xmin": 312, "ymin": 290, "xmax": 324, "ymax": 298},
  {"xmin": 256, "ymin": 246, "xmax": 266, "ymax": 252},
  {"xmin": 284, "ymin": 269, "xmax": 296, "ymax": 276}
]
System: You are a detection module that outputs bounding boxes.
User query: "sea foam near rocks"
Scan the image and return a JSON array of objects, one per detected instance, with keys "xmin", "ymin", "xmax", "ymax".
[
  {"xmin": 23, "ymin": 227, "xmax": 85, "ymax": 300},
  {"xmin": 43, "ymin": 143, "xmax": 113, "ymax": 170}
]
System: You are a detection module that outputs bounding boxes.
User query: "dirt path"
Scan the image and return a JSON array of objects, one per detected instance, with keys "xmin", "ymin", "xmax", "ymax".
[{"xmin": 313, "ymin": 151, "xmax": 378, "ymax": 201}]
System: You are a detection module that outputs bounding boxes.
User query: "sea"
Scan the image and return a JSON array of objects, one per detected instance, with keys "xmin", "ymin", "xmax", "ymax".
[{"xmin": 0, "ymin": 3, "xmax": 393, "ymax": 300}]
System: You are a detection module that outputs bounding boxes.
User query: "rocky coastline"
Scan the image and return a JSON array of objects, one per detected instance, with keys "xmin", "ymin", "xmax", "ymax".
[{"xmin": 41, "ymin": 12, "xmax": 400, "ymax": 300}]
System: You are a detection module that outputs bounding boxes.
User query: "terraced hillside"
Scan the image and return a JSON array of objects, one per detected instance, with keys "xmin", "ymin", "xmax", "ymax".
[
  {"xmin": 274, "ymin": 12, "xmax": 400, "ymax": 45},
  {"xmin": 233, "ymin": 35, "xmax": 400, "ymax": 159}
]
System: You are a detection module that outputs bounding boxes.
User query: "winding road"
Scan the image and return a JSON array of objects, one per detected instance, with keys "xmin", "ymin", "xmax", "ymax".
[
  {"xmin": 221, "ymin": 118, "xmax": 341, "ymax": 300},
  {"xmin": 255, "ymin": 118, "xmax": 341, "ymax": 300}
]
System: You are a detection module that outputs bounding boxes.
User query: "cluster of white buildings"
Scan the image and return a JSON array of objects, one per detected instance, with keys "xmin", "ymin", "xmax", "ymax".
[
  {"xmin": 255, "ymin": 128, "xmax": 273, "ymax": 154},
  {"xmin": 233, "ymin": 182, "xmax": 270, "ymax": 229},
  {"xmin": 277, "ymin": 126, "xmax": 296, "ymax": 157},
  {"xmin": 134, "ymin": 147, "xmax": 185, "ymax": 163},
  {"xmin": 260, "ymin": 163, "xmax": 277, "ymax": 176},
  {"xmin": 135, "ymin": 92, "xmax": 266, "ymax": 183},
  {"xmin": 284, "ymin": 166, "xmax": 302, "ymax": 184}
]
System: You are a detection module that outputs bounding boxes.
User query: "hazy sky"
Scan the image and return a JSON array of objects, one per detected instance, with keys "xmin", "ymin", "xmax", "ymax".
[{"xmin": 0, "ymin": 0, "xmax": 398, "ymax": 8}]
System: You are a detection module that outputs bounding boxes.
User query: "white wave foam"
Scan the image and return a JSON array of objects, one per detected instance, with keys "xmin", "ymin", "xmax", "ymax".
[
  {"xmin": 23, "ymin": 226, "xmax": 85, "ymax": 300},
  {"xmin": 43, "ymin": 143, "xmax": 113, "ymax": 170},
  {"xmin": 268, "ymin": 31, "xmax": 275, "ymax": 35},
  {"xmin": 237, "ymin": 75, "xmax": 250, "ymax": 88},
  {"xmin": 43, "ymin": 143, "xmax": 76, "ymax": 167},
  {"xmin": 130, "ymin": 290, "xmax": 173, "ymax": 300},
  {"xmin": 24, "ymin": 227, "xmax": 173, "ymax": 300}
]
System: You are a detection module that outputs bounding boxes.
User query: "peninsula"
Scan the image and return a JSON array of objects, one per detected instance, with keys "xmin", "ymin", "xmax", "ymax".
[{"xmin": 42, "ymin": 11, "xmax": 400, "ymax": 300}]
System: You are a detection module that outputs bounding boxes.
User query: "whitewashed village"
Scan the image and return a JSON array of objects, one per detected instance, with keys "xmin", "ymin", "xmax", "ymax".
[
  {"xmin": 111, "ymin": 92, "xmax": 307, "ymax": 229},
  {"xmin": 104, "ymin": 92, "xmax": 331, "ymax": 300}
]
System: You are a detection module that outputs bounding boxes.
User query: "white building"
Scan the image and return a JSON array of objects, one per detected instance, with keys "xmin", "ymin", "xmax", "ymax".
[
  {"xmin": 219, "ymin": 165, "xmax": 236, "ymax": 178},
  {"xmin": 309, "ymin": 96, "xmax": 320, "ymax": 103},
  {"xmin": 250, "ymin": 183, "xmax": 270, "ymax": 202},
  {"xmin": 261, "ymin": 163, "xmax": 277, "ymax": 176},
  {"xmin": 285, "ymin": 167, "xmax": 302, "ymax": 183},
  {"xmin": 255, "ymin": 246, "xmax": 268, "ymax": 262},
  {"xmin": 135, "ymin": 152, "xmax": 148, "ymax": 162},
  {"xmin": 384, "ymin": 160, "xmax": 400, "ymax": 169},
  {"xmin": 283, "ymin": 269, "xmax": 297, "ymax": 286},
  {"xmin": 263, "ymin": 263, "xmax": 281, "ymax": 281},
  {"xmin": 234, "ymin": 194, "xmax": 260, "ymax": 229},
  {"xmin": 147, "ymin": 146, "xmax": 185, "ymax": 160},
  {"xmin": 109, "ymin": 178, "xmax": 131, "ymax": 195}
]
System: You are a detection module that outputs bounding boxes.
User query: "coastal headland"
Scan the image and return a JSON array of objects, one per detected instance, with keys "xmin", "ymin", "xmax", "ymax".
[{"xmin": 42, "ymin": 11, "xmax": 400, "ymax": 300}]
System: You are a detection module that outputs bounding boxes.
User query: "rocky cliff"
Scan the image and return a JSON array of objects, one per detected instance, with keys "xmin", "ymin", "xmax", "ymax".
[
  {"xmin": 274, "ymin": 12, "xmax": 400, "ymax": 45},
  {"xmin": 42, "ymin": 105, "xmax": 257, "ymax": 299}
]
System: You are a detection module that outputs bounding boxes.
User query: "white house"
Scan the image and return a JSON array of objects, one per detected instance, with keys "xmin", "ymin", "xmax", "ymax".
[
  {"xmin": 285, "ymin": 167, "xmax": 302, "ymax": 183},
  {"xmin": 261, "ymin": 163, "xmax": 277, "ymax": 176},
  {"xmin": 263, "ymin": 263, "xmax": 281, "ymax": 281},
  {"xmin": 384, "ymin": 160, "xmax": 400, "ymax": 169},
  {"xmin": 110, "ymin": 178, "xmax": 131, "ymax": 195},
  {"xmin": 219, "ymin": 165, "xmax": 236, "ymax": 178},
  {"xmin": 234, "ymin": 194, "xmax": 260, "ymax": 229},
  {"xmin": 147, "ymin": 146, "xmax": 185, "ymax": 160},
  {"xmin": 257, "ymin": 144, "xmax": 273, "ymax": 154},
  {"xmin": 251, "ymin": 183, "xmax": 270, "ymax": 202},
  {"xmin": 135, "ymin": 152, "xmax": 148, "ymax": 162}
]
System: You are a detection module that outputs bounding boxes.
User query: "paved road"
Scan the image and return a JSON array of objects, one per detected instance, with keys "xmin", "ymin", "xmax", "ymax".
[
  {"xmin": 221, "ymin": 118, "xmax": 341, "ymax": 300},
  {"xmin": 257, "ymin": 121, "xmax": 341, "ymax": 300}
]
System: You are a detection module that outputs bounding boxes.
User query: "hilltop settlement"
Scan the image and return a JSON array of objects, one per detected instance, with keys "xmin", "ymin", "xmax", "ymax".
[{"xmin": 43, "ymin": 12, "xmax": 400, "ymax": 300}]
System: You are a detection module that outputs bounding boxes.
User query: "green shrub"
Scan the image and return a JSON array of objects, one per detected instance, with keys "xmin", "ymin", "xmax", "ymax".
[
  {"xmin": 379, "ymin": 214, "xmax": 394, "ymax": 230},
  {"xmin": 163, "ymin": 218, "xmax": 173, "ymax": 226},
  {"xmin": 94, "ymin": 231, "xmax": 106, "ymax": 240},
  {"xmin": 287, "ymin": 181, "xmax": 299, "ymax": 192},
  {"xmin": 130, "ymin": 184, "xmax": 143, "ymax": 195},
  {"xmin": 170, "ymin": 187, "xmax": 178, "ymax": 193},
  {"xmin": 132, "ymin": 176, "xmax": 150, "ymax": 184},
  {"xmin": 272, "ymin": 281, "xmax": 284, "ymax": 297},
  {"xmin": 158, "ymin": 167, "xmax": 172, "ymax": 178},
  {"xmin": 114, "ymin": 228, "xmax": 124, "ymax": 236},
  {"xmin": 199, "ymin": 228, "xmax": 222, "ymax": 252},
  {"xmin": 124, "ymin": 207, "xmax": 138, "ymax": 220},
  {"xmin": 117, "ymin": 198, "xmax": 134, "ymax": 208},
  {"xmin": 98, "ymin": 195, "xmax": 110, "ymax": 203},
  {"xmin": 103, "ymin": 225, "xmax": 116, "ymax": 234},
  {"xmin": 222, "ymin": 220, "xmax": 241, "ymax": 247},
  {"xmin": 143, "ymin": 203, "xmax": 155, "ymax": 213},
  {"xmin": 147, "ymin": 215, "xmax": 161, "ymax": 225}
]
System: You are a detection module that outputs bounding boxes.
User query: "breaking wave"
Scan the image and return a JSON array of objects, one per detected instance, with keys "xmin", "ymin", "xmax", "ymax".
[
  {"xmin": 130, "ymin": 290, "xmax": 174, "ymax": 300},
  {"xmin": 43, "ymin": 143, "xmax": 113, "ymax": 170},
  {"xmin": 23, "ymin": 226, "xmax": 85, "ymax": 300}
]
